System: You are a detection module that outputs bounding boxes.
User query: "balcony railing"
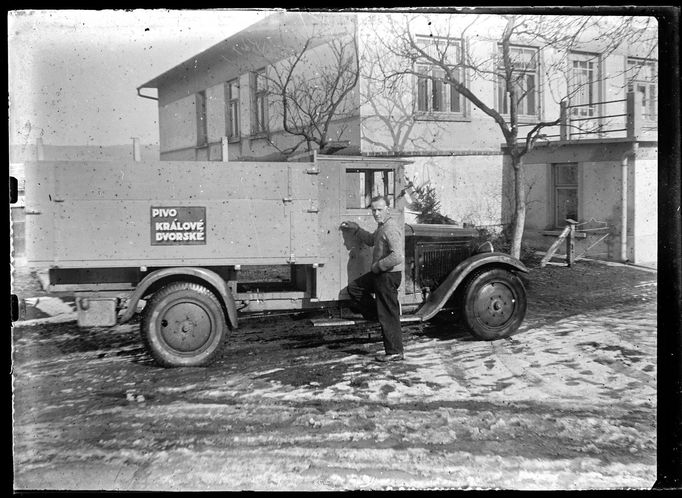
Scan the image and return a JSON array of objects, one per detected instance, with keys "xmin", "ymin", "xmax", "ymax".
[{"xmin": 538, "ymin": 92, "xmax": 657, "ymax": 141}]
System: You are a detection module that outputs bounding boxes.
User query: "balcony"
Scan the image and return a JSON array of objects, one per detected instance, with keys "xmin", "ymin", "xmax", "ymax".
[{"xmin": 532, "ymin": 92, "xmax": 657, "ymax": 144}]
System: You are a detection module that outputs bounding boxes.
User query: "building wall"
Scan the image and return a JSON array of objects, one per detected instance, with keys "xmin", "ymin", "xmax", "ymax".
[
  {"xmin": 156, "ymin": 31, "xmax": 360, "ymax": 161},
  {"xmin": 632, "ymin": 152, "xmax": 657, "ymax": 264},
  {"xmin": 523, "ymin": 142, "xmax": 656, "ymax": 264},
  {"xmin": 154, "ymin": 14, "xmax": 656, "ymax": 158},
  {"xmin": 265, "ymin": 35, "xmax": 360, "ymax": 141},
  {"xmin": 582, "ymin": 160, "xmax": 623, "ymax": 260},
  {"xmin": 523, "ymin": 163, "xmax": 550, "ymax": 231},
  {"xmin": 355, "ymin": 14, "xmax": 657, "ymax": 241},
  {"xmin": 148, "ymin": 13, "xmax": 657, "ymax": 264},
  {"xmin": 358, "ymin": 18, "xmax": 504, "ymax": 154},
  {"xmin": 159, "ymin": 94, "xmax": 198, "ymax": 155},
  {"xmin": 357, "ymin": 14, "xmax": 653, "ymax": 153},
  {"xmin": 160, "ymin": 148, "xmax": 197, "ymax": 161},
  {"xmin": 404, "ymin": 154, "xmax": 508, "ymax": 226}
]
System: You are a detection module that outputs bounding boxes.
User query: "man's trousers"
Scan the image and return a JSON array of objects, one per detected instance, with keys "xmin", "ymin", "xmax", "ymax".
[{"xmin": 347, "ymin": 271, "xmax": 403, "ymax": 355}]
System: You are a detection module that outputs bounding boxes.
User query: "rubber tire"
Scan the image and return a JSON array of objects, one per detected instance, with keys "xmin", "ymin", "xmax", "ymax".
[
  {"xmin": 141, "ymin": 282, "xmax": 227, "ymax": 367},
  {"xmin": 459, "ymin": 268, "xmax": 527, "ymax": 341}
]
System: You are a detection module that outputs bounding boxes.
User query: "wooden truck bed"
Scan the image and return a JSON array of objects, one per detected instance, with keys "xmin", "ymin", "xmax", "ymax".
[
  {"xmin": 25, "ymin": 156, "xmax": 410, "ymax": 304},
  {"xmin": 25, "ymin": 160, "xmax": 320, "ymax": 267}
]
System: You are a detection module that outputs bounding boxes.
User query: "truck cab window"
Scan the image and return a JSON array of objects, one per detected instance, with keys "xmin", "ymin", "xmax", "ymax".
[{"xmin": 346, "ymin": 169, "xmax": 395, "ymax": 209}]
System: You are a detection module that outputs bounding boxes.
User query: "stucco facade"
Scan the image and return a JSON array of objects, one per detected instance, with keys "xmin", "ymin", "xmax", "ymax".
[
  {"xmin": 523, "ymin": 140, "xmax": 658, "ymax": 265},
  {"xmin": 141, "ymin": 13, "xmax": 359, "ymax": 162}
]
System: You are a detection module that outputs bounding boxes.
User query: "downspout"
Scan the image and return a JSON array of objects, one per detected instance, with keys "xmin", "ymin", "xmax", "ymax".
[{"xmin": 620, "ymin": 143, "xmax": 639, "ymax": 262}]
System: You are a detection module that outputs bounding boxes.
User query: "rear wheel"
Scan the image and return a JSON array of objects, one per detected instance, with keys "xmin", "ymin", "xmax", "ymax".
[
  {"xmin": 459, "ymin": 268, "xmax": 527, "ymax": 340},
  {"xmin": 141, "ymin": 282, "xmax": 227, "ymax": 367}
]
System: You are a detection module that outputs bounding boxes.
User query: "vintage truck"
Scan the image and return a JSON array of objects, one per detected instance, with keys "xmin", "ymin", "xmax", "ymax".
[{"xmin": 23, "ymin": 152, "xmax": 528, "ymax": 367}]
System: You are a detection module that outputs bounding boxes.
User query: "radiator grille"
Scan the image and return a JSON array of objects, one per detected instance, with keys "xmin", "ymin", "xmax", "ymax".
[{"xmin": 415, "ymin": 242, "xmax": 471, "ymax": 289}]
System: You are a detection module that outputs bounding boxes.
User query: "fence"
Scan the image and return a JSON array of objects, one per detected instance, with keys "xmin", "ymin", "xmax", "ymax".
[{"xmin": 540, "ymin": 219, "xmax": 611, "ymax": 267}]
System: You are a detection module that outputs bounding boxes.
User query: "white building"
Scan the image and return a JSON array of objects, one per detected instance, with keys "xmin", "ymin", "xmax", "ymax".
[{"xmin": 138, "ymin": 12, "xmax": 658, "ymax": 264}]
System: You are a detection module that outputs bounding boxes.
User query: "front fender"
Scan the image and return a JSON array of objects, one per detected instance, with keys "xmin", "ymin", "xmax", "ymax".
[
  {"xmin": 118, "ymin": 267, "xmax": 238, "ymax": 329},
  {"xmin": 415, "ymin": 252, "xmax": 528, "ymax": 321}
]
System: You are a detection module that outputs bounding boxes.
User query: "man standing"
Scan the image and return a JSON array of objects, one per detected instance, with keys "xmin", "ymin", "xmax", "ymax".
[{"xmin": 340, "ymin": 195, "xmax": 404, "ymax": 362}]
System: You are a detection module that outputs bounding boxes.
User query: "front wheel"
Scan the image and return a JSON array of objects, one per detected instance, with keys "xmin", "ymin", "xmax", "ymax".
[
  {"xmin": 141, "ymin": 282, "xmax": 227, "ymax": 367},
  {"xmin": 459, "ymin": 268, "xmax": 527, "ymax": 340}
]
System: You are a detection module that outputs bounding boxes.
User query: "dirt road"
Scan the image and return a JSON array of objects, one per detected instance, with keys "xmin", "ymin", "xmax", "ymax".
[{"xmin": 12, "ymin": 260, "xmax": 657, "ymax": 490}]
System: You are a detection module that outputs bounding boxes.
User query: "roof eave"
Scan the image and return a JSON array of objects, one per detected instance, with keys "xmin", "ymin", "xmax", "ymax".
[{"xmin": 138, "ymin": 11, "xmax": 355, "ymax": 91}]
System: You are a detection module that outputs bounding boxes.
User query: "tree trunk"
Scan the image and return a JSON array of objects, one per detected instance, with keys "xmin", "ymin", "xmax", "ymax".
[{"xmin": 510, "ymin": 155, "xmax": 526, "ymax": 259}]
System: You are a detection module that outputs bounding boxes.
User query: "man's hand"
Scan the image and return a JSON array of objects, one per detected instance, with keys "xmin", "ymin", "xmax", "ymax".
[
  {"xmin": 371, "ymin": 262, "xmax": 382, "ymax": 274},
  {"xmin": 339, "ymin": 221, "xmax": 359, "ymax": 232}
]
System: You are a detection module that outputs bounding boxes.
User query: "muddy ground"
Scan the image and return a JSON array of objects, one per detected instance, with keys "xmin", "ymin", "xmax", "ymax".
[{"xmin": 12, "ymin": 259, "xmax": 657, "ymax": 490}]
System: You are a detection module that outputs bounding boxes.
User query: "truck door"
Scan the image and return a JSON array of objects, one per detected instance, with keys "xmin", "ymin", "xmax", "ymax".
[
  {"xmin": 286, "ymin": 163, "xmax": 319, "ymax": 263},
  {"xmin": 339, "ymin": 161, "xmax": 407, "ymax": 295}
]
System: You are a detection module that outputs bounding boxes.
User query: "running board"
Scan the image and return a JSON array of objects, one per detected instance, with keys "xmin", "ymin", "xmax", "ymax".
[{"xmin": 311, "ymin": 315, "xmax": 423, "ymax": 327}]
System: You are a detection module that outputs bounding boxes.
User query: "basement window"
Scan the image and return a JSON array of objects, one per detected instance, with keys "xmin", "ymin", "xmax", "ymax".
[{"xmin": 346, "ymin": 169, "xmax": 395, "ymax": 209}]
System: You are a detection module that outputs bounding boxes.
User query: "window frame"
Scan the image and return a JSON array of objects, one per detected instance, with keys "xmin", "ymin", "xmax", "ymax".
[
  {"xmin": 252, "ymin": 69, "xmax": 269, "ymax": 136},
  {"xmin": 495, "ymin": 44, "xmax": 541, "ymax": 120},
  {"xmin": 413, "ymin": 36, "xmax": 467, "ymax": 121},
  {"xmin": 196, "ymin": 90, "xmax": 208, "ymax": 146},
  {"xmin": 552, "ymin": 163, "xmax": 579, "ymax": 228},
  {"xmin": 345, "ymin": 168, "xmax": 396, "ymax": 210},
  {"xmin": 568, "ymin": 51, "xmax": 601, "ymax": 118},
  {"xmin": 626, "ymin": 57, "xmax": 657, "ymax": 122},
  {"xmin": 226, "ymin": 78, "xmax": 240, "ymax": 141}
]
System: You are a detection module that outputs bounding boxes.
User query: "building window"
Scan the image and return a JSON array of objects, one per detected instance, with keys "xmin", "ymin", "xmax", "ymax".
[
  {"xmin": 627, "ymin": 58, "xmax": 657, "ymax": 121},
  {"xmin": 346, "ymin": 169, "xmax": 395, "ymax": 209},
  {"xmin": 415, "ymin": 37, "xmax": 465, "ymax": 116},
  {"xmin": 569, "ymin": 52, "xmax": 600, "ymax": 117},
  {"xmin": 252, "ymin": 69, "xmax": 268, "ymax": 134},
  {"xmin": 196, "ymin": 90, "xmax": 207, "ymax": 146},
  {"xmin": 553, "ymin": 163, "xmax": 578, "ymax": 227},
  {"xmin": 226, "ymin": 79, "xmax": 240, "ymax": 139},
  {"xmin": 496, "ymin": 45, "xmax": 539, "ymax": 118}
]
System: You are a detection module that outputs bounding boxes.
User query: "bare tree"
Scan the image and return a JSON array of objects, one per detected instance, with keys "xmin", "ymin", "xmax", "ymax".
[
  {"xmin": 239, "ymin": 15, "xmax": 360, "ymax": 156},
  {"xmin": 270, "ymin": 35, "xmax": 359, "ymax": 154},
  {"xmin": 360, "ymin": 42, "xmax": 449, "ymax": 153},
  {"xmin": 366, "ymin": 13, "xmax": 657, "ymax": 258}
]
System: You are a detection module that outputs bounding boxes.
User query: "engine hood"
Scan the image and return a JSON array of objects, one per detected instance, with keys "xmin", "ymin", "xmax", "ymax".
[{"xmin": 404, "ymin": 223, "xmax": 478, "ymax": 239}]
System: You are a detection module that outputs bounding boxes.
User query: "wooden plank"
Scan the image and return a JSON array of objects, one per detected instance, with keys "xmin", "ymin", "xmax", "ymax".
[
  {"xmin": 540, "ymin": 225, "xmax": 571, "ymax": 268},
  {"xmin": 566, "ymin": 223, "xmax": 576, "ymax": 267}
]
